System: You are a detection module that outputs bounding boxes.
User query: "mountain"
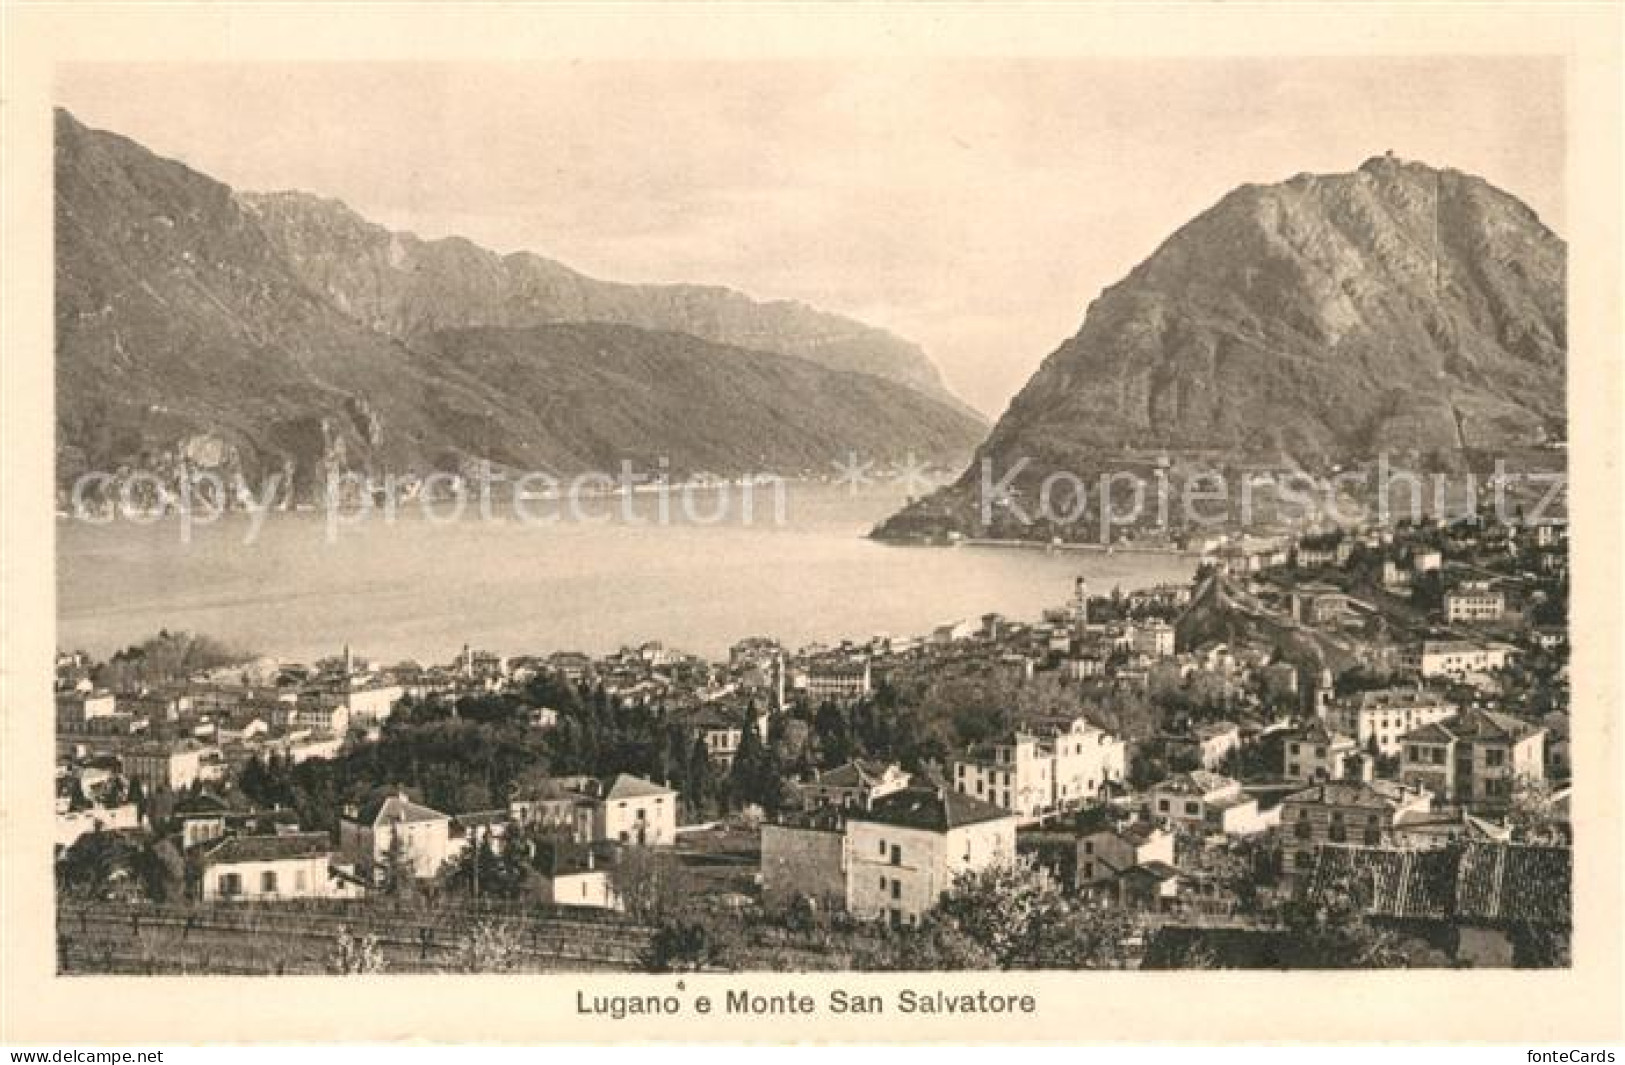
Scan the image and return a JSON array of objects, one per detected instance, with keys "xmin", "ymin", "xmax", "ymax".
[
  {"xmin": 875, "ymin": 155, "xmax": 1566, "ymax": 542},
  {"xmin": 54, "ymin": 109, "xmax": 983, "ymax": 503},
  {"xmin": 239, "ymin": 189, "xmax": 977, "ymax": 416},
  {"xmin": 405, "ymin": 322, "xmax": 986, "ymax": 476}
]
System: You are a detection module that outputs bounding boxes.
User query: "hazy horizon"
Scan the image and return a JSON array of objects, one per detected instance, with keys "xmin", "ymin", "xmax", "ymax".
[{"xmin": 58, "ymin": 58, "xmax": 1564, "ymax": 418}]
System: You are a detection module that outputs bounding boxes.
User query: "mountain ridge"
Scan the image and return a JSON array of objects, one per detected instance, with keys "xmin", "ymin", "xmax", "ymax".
[
  {"xmin": 876, "ymin": 154, "xmax": 1566, "ymax": 542},
  {"xmin": 238, "ymin": 188, "xmax": 979, "ymax": 417},
  {"xmin": 53, "ymin": 108, "xmax": 984, "ymax": 504}
]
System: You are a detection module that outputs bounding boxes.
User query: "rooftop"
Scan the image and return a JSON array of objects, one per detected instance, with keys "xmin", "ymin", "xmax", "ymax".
[
  {"xmin": 1309, "ymin": 842, "xmax": 1570, "ymax": 928},
  {"xmin": 203, "ymin": 832, "xmax": 333, "ymax": 865},
  {"xmin": 351, "ymin": 790, "xmax": 450, "ymax": 827},
  {"xmin": 850, "ymin": 787, "xmax": 1015, "ymax": 833}
]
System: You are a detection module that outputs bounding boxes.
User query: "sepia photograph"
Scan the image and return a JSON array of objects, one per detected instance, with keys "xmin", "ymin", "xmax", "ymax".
[{"xmin": 3, "ymin": 0, "xmax": 1623, "ymax": 1049}]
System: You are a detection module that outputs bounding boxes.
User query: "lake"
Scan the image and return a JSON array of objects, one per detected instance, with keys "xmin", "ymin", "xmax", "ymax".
[{"xmin": 56, "ymin": 482, "xmax": 1197, "ymax": 664}]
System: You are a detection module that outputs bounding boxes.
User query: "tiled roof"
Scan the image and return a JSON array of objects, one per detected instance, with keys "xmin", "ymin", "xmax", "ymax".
[
  {"xmin": 1157, "ymin": 770, "xmax": 1238, "ymax": 797},
  {"xmin": 203, "ymin": 832, "xmax": 332, "ymax": 865},
  {"xmin": 353, "ymin": 791, "xmax": 449, "ymax": 826},
  {"xmin": 1295, "ymin": 721, "xmax": 1354, "ymax": 746},
  {"xmin": 1456, "ymin": 843, "xmax": 1571, "ymax": 926},
  {"xmin": 1352, "ymin": 688, "xmax": 1451, "ymax": 710},
  {"xmin": 600, "ymin": 773, "xmax": 674, "ymax": 801},
  {"xmin": 813, "ymin": 759, "xmax": 896, "ymax": 789},
  {"xmin": 1448, "ymin": 709, "xmax": 1539, "ymax": 742},
  {"xmin": 173, "ymin": 792, "xmax": 233, "ymax": 818},
  {"xmin": 1136, "ymin": 860, "xmax": 1181, "ymax": 881},
  {"xmin": 851, "ymin": 787, "xmax": 1014, "ymax": 832},
  {"xmin": 1286, "ymin": 781, "xmax": 1409, "ymax": 811},
  {"xmin": 1309, "ymin": 842, "xmax": 1570, "ymax": 928},
  {"xmin": 1400, "ymin": 722, "xmax": 1458, "ymax": 745},
  {"xmin": 1118, "ymin": 822, "xmax": 1163, "ymax": 847},
  {"xmin": 1400, "ymin": 709, "xmax": 1541, "ymax": 746}
]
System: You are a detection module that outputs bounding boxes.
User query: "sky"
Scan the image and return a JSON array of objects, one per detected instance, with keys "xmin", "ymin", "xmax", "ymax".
[{"xmin": 57, "ymin": 58, "xmax": 1564, "ymax": 419}]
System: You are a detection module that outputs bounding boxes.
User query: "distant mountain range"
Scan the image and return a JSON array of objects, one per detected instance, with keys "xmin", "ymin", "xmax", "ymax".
[
  {"xmin": 239, "ymin": 189, "xmax": 974, "ymax": 415},
  {"xmin": 876, "ymin": 154, "xmax": 1566, "ymax": 542},
  {"xmin": 54, "ymin": 109, "xmax": 983, "ymax": 502}
]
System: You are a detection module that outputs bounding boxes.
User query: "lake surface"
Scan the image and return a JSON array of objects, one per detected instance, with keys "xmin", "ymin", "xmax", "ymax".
[{"xmin": 57, "ymin": 483, "xmax": 1197, "ymax": 664}]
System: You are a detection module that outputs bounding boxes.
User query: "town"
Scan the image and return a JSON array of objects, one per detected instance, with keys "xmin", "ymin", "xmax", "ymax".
[{"xmin": 54, "ymin": 505, "xmax": 1572, "ymax": 973}]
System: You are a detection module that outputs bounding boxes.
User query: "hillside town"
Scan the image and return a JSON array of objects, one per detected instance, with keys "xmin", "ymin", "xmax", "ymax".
[{"xmin": 54, "ymin": 506, "xmax": 1572, "ymax": 972}]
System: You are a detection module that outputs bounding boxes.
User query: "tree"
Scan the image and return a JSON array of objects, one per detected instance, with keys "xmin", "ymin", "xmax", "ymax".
[
  {"xmin": 935, "ymin": 854, "xmax": 1069, "ymax": 969},
  {"xmin": 728, "ymin": 719, "xmax": 780, "ymax": 813},
  {"xmin": 1281, "ymin": 864, "xmax": 1408, "ymax": 968},
  {"xmin": 1507, "ymin": 776, "xmax": 1567, "ymax": 844},
  {"xmin": 137, "ymin": 838, "xmax": 188, "ymax": 903},
  {"xmin": 439, "ymin": 825, "xmax": 529, "ymax": 901},
  {"xmin": 609, "ymin": 844, "xmax": 688, "ymax": 923},
  {"xmin": 327, "ymin": 926, "xmax": 386, "ymax": 974},
  {"xmin": 858, "ymin": 923, "xmax": 998, "ymax": 971},
  {"xmin": 642, "ymin": 916, "xmax": 737, "ymax": 973},
  {"xmin": 936, "ymin": 854, "xmax": 1140, "ymax": 969},
  {"xmin": 453, "ymin": 919, "xmax": 527, "ymax": 973}
]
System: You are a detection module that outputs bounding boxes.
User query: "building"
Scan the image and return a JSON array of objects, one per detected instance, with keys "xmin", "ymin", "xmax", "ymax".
[
  {"xmin": 201, "ymin": 833, "xmax": 348, "ymax": 901},
  {"xmin": 1391, "ymin": 808, "xmax": 1514, "ymax": 851},
  {"xmin": 796, "ymin": 760, "xmax": 910, "ymax": 811},
  {"xmin": 1132, "ymin": 620, "xmax": 1176, "ymax": 658},
  {"xmin": 1292, "ymin": 535, "xmax": 1346, "ymax": 570},
  {"xmin": 950, "ymin": 718, "xmax": 1125, "ymax": 822},
  {"xmin": 1283, "ymin": 721, "xmax": 1359, "ymax": 782},
  {"xmin": 844, "ymin": 787, "xmax": 1018, "ymax": 928},
  {"xmin": 121, "ymin": 739, "xmax": 208, "ymax": 792},
  {"xmin": 1290, "ymin": 583, "xmax": 1350, "ymax": 626},
  {"xmin": 172, "ymin": 792, "xmax": 233, "ymax": 850},
  {"xmin": 55, "ymin": 803, "xmax": 140, "ymax": 849},
  {"xmin": 290, "ymin": 697, "xmax": 351, "ymax": 736},
  {"xmin": 579, "ymin": 773, "xmax": 679, "ymax": 846},
  {"xmin": 1147, "ymin": 771, "xmax": 1270, "ymax": 835},
  {"xmin": 952, "ymin": 731, "xmax": 1051, "ymax": 820},
  {"xmin": 1279, "ymin": 780, "xmax": 1433, "ymax": 875},
  {"xmin": 1408, "ymin": 640, "xmax": 1515, "ymax": 680},
  {"xmin": 1398, "ymin": 709, "xmax": 1546, "ymax": 810},
  {"xmin": 1169, "ymin": 720, "xmax": 1242, "ymax": 771},
  {"xmin": 670, "ymin": 705, "xmax": 749, "ymax": 767},
  {"xmin": 1046, "ymin": 718, "xmax": 1128, "ymax": 809},
  {"xmin": 339, "ymin": 683, "xmax": 404, "ymax": 726},
  {"xmin": 1444, "ymin": 584, "xmax": 1507, "ymax": 624},
  {"xmin": 929, "ymin": 619, "xmax": 981, "ymax": 646},
  {"xmin": 1305, "ymin": 842, "xmax": 1570, "ymax": 966},
  {"xmin": 55, "ymin": 691, "xmax": 117, "ymax": 732},
  {"xmin": 803, "ymin": 660, "xmax": 873, "ymax": 702},
  {"xmin": 1126, "ymin": 583, "xmax": 1193, "ymax": 613},
  {"xmin": 761, "ymin": 808, "xmax": 850, "ymax": 912},
  {"xmin": 532, "ymin": 841, "xmax": 621, "ymax": 911},
  {"xmin": 1073, "ymin": 822, "xmax": 1175, "ymax": 896},
  {"xmin": 339, "ymin": 790, "xmax": 453, "ymax": 881},
  {"xmin": 1330, "ymin": 687, "xmax": 1457, "ymax": 757}
]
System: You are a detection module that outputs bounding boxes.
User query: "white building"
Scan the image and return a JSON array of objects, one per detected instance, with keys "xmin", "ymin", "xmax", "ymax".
[
  {"xmin": 576, "ymin": 773, "xmax": 680, "ymax": 846},
  {"xmin": 803, "ymin": 660, "xmax": 872, "ymax": 702},
  {"xmin": 1444, "ymin": 584, "xmax": 1507, "ymax": 624},
  {"xmin": 121, "ymin": 739, "xmax": 209, "ymax": 792},
  {"xmin": 1147, "ymin": 770, "xmax": 1272, "ymax": 835},
  {"xmin": 201, "ymin": 833, "xmax": 354, "ymax": 901},
  {"xmin": 1283, "ymin": 721, "xmax": 1359, "ymax": 782},
  {"xmin": 951, "ymin": 717, "xmax": 1125, "ymax": 822},
  {"xmin": 844, "ymin": 787, "xmax": 1018, "ymax": 928},
  {"xmin": 1330, "ymin": 687, "xmax": 1458, "ymax": 757},
  {"xmin": 1409, "ymin": 641, "xmax": 1516, "ymax": 680},
  {"xmin": 339, "ymin": 790, "xmax": 453, "ymax": 881},
  {"xmin": 1132, "ymin": 620, "xmax": 1176, "ymax": 658}
]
